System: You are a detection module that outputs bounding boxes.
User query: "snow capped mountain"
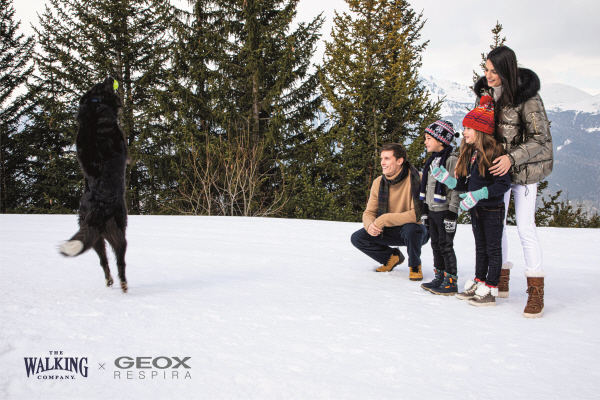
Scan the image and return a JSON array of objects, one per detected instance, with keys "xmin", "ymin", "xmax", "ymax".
[
  {"xmin": 540, "ymin": 83, "xmax": 593, "ymax": 105},
  {"xmin": 420, "ymin": 76, "xmax": 474, "ymax": 131},
  {"xmin": 421, "ymin": 75, "xmax": 475, "ymax": 105},
  {"xmin": 541, "ymin": 83, "xmax": 600, "ymax": 114},
  {"xmin": 545, "ymin": 93, "xmax": 600, "ymax": 114}
]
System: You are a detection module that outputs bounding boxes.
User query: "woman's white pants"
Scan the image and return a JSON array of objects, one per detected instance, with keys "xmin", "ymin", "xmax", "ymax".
[{"xmin": 502, "ymin": 183, "xmax": 544, "ymax": 273}]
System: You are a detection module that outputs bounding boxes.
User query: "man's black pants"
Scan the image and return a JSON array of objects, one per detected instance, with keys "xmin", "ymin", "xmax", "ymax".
[{"xmin": 350, "ymin": 223, "xmax": 428, "ymax": 267}]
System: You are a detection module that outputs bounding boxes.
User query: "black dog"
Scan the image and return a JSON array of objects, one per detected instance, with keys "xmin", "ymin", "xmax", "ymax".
[{"xmin": 60, "ymin": 77, "xmax": 129, "ymax": 292}]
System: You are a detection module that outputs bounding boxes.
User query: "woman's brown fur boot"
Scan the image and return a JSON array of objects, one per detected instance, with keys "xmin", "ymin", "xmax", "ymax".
[
  {"xmin": 524, "ymin": 271, "xmax": 546, "ymax": 318},
  {"xmin": 498, "ymin": 262, "xmax": 513, "ymax": 298}
]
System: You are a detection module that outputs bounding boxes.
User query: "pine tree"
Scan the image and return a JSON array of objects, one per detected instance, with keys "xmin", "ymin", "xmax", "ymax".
[
  {"xmin": 157, "ymin": 0, "xmax": 324, "ymax": 216},
  {"xmin": 13, "ymin": 75, "xmax": 83, "ymax": 213},
  {"xmin": 213, "ymin": 0, "xmax": 323, "ymax": 141},
  {"xmin": 0, "ymin": 0, "xmax": 33, "ymax": 121},
  {"xmin": 471, "ymin": 21, "xmax": 505, "ymax": 89},
  {"xmin": 282, "ymin": 119, "xmax": 356, "ymax": 221},
  {"xmin": 548, "ymin": 194, "xmax": 585, "ymax": 228},
  {"xmin": 21, "ymin": 0, "xmax": 176, "ymax": 214},
  {"xmin": 538, "ymin": 191, "xmax": 600, "ymax": 228},
  {"xmin": 319, "ymin": 0, "xmax": 441, "ymax": 219},
  {"xmin": 586, "ymin": 212, "xmax": 600, "ymax": 229},
  {"xmin": 218, "ymin": 0, "xmax": 324, "ymax": 217},
  {"xmin": 0, "ymin": 0, "xmax": 35, "ymax": 212},
  {"xmin": 148, "ymin": 1, "xmax": 226, "ymax": 215}
]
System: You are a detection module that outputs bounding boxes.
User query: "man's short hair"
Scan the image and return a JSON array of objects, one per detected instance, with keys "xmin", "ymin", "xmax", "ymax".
[{"xmin": 379, "ymin": 143, "xmax": 407, "ymax": 161}]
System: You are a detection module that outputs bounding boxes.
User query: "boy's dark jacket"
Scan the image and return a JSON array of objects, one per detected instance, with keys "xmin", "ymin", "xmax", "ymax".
[{"xmin": 455, "ymin": 157, "xmax": 511, "ymax": 207}]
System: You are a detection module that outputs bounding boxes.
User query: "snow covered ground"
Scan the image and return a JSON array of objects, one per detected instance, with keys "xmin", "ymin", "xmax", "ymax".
[{"xmin": 1, "ymin": 214, "xmax": 599, "ymax": 400}]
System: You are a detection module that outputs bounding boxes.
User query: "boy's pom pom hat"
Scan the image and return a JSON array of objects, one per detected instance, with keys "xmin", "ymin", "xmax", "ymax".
[
  {"xmin": 463, "ymin": 95, "xmax": 495, "ymax": 135},
  {"xmin": 424, "ymin": 120, "xmax": 459, "ymax": 146}
]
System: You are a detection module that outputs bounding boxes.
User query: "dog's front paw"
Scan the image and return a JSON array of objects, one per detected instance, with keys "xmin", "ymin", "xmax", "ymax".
[
  {"xmin": 120, "ymin": 281, "xmax": 128, "ymax": 293},
  {"xmin": 106, "ymin": 276, "xmax": 114, "ymax": 287},
  {"xmin": 59, "ymin": 240, "xmax": 84, "ymax": 257}
]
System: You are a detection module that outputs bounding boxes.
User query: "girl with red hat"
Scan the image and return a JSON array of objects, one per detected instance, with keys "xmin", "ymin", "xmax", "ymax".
[{"xmin": 430, "ymin": 96, "xmax": 511, "ymax": 307}]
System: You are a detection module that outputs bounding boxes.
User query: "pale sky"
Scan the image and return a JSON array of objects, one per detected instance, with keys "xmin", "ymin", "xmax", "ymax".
[{"xmin": 13, "ymin": 0, "xmax": 600, "ymax": 95}]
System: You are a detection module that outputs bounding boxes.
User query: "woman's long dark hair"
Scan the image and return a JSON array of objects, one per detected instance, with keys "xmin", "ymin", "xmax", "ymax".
[
  {"xmin": 486, "ymin": 46, "xmax": 519, "ymax": 143},
  {"xmin": 487, "ymin": 46, "xmax": 518, "ymax": 109}
]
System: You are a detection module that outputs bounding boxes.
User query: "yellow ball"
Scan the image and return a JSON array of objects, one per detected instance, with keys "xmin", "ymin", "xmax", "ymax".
[{"xmin": 113, "ymin": 79, "xmax": 119, "ymax": 91}]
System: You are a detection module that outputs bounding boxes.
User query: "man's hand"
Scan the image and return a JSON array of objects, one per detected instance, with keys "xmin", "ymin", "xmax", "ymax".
[
  {"xmin": 367, "ymin": 223, "xmax": 382, "ymax": 236},
  {"xmin": 489, "ymin": 155, "xmax": 511, "ymax": 176}
]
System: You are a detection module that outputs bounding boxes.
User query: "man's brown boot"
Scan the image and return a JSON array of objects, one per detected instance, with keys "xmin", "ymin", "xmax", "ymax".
[
  {"xmin": 409, "ymin": 265, "xmax": 423, "ymax": 281},
  {"xmin": 524, "ymin": 272, "xmax": 545, "ymax": 318},
  {"xmin": 498, "ymin": 262, "xmax": 513, "ymax": 298},
  {"xmin": 376, "ymin": 249, "xmax": 405, "ymax": 272}
]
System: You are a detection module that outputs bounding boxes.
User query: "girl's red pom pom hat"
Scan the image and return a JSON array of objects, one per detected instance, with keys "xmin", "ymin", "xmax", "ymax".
[{"xmin": 463, "ymin": 95, "xmax": 495, "ymax": 135}]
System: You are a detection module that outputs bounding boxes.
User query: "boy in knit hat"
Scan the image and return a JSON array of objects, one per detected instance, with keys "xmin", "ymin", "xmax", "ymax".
[{"xmin": 419, "ymin": 120, "xmax": 463, "ymax": 295}]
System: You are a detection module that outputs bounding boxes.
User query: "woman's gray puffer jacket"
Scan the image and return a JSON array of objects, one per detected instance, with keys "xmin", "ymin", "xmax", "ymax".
[{"xmin": 474, "ymin": 68, "xmax": 553, "ymax": 185}]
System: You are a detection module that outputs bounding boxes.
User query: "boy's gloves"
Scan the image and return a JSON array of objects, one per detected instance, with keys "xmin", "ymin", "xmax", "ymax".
[
  {"xmin": 421, "ymin": 203, "xmax": 429, "ymax": 227},
  {"xmin": 459, "ymin": 187, "xmax": 489, "ymax": 211},
  {"xmin": 444, "ymin": 210, "xmax": 458, "ymax": 234},
  {"xmin": 431, "ymin": 166, "xmax": 457, "ymax": 189}
]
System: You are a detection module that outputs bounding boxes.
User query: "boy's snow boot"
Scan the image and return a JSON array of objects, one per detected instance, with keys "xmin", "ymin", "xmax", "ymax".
[
  {"xmin": 523, "ymin": 272, "xmax": 545, "ymax": 318},
  {"xmin": 430, "ymin": 273, "xmax": 458, "ymax": 296},
  {"xmin": 468, "ymin": 285, "xmax": 497, "ymax": 307},
  {"xmin": 421, "ymin": 269, "xmax": 444, "ymax": 292},
  {"xmin": 498, "ymin": 262, "xmax": 513, "ymax": 298},
  {"xmin": 376, "ymin": 248, "xmax": 405, "ymax": 272},
  {"xmin": 409, "ymin": 265, "xmax": 423, "ymax": 281},
  {"xmin": 455, "ymin": 279, "xmax": 482, "ymax": 300}
]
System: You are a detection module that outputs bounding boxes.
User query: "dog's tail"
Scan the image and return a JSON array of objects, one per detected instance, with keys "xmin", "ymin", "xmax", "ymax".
[{"xmin": 59, "ymin": 227, "xmax": 101, "ymax": 257}]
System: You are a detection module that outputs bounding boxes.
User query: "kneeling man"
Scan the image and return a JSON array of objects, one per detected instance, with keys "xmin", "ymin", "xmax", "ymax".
[{"xmin": 351, "ymin": 143, "xmax": 428, "ymax": 280}]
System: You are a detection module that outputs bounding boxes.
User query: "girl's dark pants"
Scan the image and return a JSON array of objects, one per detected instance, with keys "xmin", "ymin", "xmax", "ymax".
[
  {"xmin": 471, "ymin": 203, "xmax": 505, "ymax": 287},
  {"xmin": 429, "ymin": 210, "xmax": 457, "ymax": 275},
  {"xmin": 350, "ymin": 223, "xmax": 428, "ymax": 267}
]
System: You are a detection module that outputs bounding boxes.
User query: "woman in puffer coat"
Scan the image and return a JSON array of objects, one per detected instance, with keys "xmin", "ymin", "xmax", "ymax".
[{"xmin": 474, "ymin": 46, "xmax": 553, "ymax": 319}]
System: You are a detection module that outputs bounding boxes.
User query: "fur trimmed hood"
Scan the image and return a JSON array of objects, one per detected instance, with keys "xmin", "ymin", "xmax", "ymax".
[{"xmin": 474, "ymin": 68, "xmax": 541, "ymax": 106}]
